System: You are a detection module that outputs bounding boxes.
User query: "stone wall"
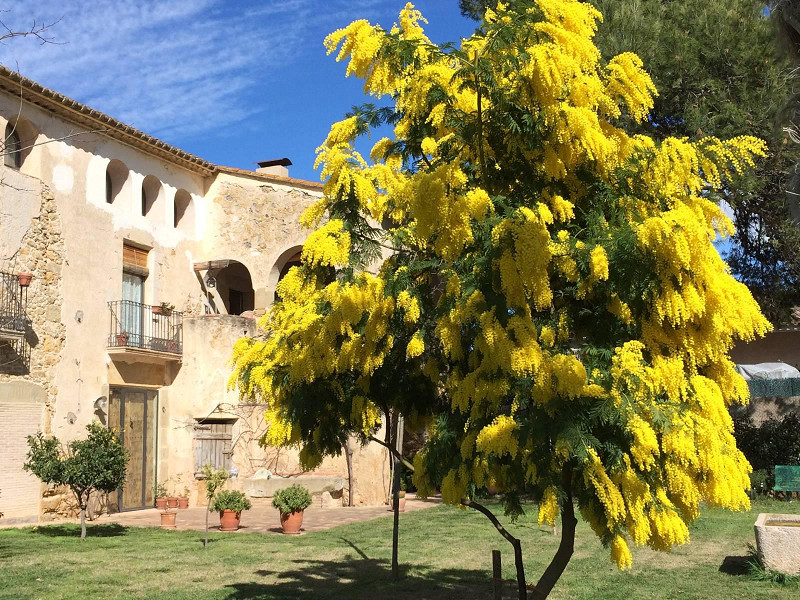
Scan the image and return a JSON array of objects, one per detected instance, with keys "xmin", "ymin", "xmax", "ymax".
[{"xmin": 0, "ymin": 175, "xmax": 67, "ymax": 521}]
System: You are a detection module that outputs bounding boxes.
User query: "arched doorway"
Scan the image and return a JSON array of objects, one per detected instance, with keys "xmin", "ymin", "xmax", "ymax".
[{"xmin": 214, "ymin": 261, "xmax": 255, "ymax": 315}]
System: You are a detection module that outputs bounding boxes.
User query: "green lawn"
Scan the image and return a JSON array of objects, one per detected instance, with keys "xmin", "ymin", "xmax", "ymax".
[{"xmin": 0, "ymin": 499, "xmax": 797, "ymax": 599}]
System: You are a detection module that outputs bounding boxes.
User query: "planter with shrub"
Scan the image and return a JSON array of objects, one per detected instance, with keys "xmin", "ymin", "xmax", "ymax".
[
  {"xmin": 153, "ymin": 481, "xmax": 168, "ymax": 510},
  {"xmin": 211, "ymin": 489, "xmax": 252, "ymax": 531},
  {"xmin": 272, "ymin": 485, "xmax": 312, "ymax": 535}
]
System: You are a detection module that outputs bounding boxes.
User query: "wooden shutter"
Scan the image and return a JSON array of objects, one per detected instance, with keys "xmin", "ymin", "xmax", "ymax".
[
  {"xmin": 194, "ymin": 420, "xmax": 234, "ymax": 474},
  {"xmin": 123, "ymin": 244, "xmax": 149, "ymax": 269}
]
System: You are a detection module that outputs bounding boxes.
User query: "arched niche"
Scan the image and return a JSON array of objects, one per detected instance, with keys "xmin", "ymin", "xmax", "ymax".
[
  {"xmin": 173, "ymin": 188, "xmax": 194, "ymax": 233},
  {"xmin": 141, "ymin": 174, "xmax": 164, "ymax": 222},
  {"xmin": 267, "ymin": 245, "xmax": 303, "ymax": 303},
  {"xmin": 105, "ymin": 159, "xmax": 129, "ymax": 204}
]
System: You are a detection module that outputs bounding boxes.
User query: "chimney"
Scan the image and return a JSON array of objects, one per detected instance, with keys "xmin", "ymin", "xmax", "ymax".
[{"xmin": 256, "ymin": 157, "xmax": 292, "ymax": 178}]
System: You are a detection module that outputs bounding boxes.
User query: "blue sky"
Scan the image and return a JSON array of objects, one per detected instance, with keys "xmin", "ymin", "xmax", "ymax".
[{"xmin": 0, "ymin": 1, "xmax": 474, "ymax": 182}]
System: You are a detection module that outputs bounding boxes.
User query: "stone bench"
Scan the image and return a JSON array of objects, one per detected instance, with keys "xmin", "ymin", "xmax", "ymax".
[{"xmin": 242, "ymin": 474, "xmax": 344, "ymax": 499}]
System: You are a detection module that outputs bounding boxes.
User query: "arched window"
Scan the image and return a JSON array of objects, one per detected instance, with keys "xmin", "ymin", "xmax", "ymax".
[
  {"xmin": 4, "ymin": 122, "xmax": 21, "ymax": 169},
  {"xmin": 141, "ymin": 187, "xmax": 147, "ymax": 216}
]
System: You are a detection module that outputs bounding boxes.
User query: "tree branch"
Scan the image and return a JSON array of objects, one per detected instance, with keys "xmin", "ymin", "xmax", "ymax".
[
  {"xmin": 368, "ymin": 434, "xmax": 415, "ymax": 471},
  {"xmin": 463, "ymin": 499, "xmax": 527, "ymax": 600}
]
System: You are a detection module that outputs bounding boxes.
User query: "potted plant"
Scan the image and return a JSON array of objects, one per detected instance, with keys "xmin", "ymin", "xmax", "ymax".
[
  {"xmin": 152, "ymin": 302, "xmax": 175, "ymax": 316},
  {"xmin": 160, "ymin": 508, "xmax": 176, "ymax": 529},
  {"xmin": 165, "ymin": 478, "xmax": 178, "ymax": 508},
  {"xmin": 272, "ymin": 484, "xmax": 312, "ymax": 535},
  {"xmin": 388, "ymin": 483, "xmax": 407, "ymax": 513},
  {"xmin": 178, "ymin": 486, "xmax": 190, "ymax": 509},
  {"xmin": 211, "ymin": 489, "xmax": 252, "ymax": 531},
  {"xmin": 115, "ymin": 332, "xmax": 130, "ymax": 346},
  {"xmin": 153, "ymin": 481, "xmax": 168, "ymax": 510},
  {"xmin": 17, "ymin": 272, "xmax": 32, "ymax": 287}
]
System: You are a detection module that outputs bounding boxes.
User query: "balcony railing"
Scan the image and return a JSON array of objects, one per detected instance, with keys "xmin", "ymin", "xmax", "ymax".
[
  {"xmin": 107, "ymin": 300, "xmax": 183, "ymax": 355},
  {"xmin": 0, "ymin": 270, "xmax": 27, "ymax": 341}
]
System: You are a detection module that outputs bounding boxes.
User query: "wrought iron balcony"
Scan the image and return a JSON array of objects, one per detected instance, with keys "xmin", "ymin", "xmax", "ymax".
[
  {"xmin": 0, "ymin": 270, "xmax": 27, "ymax": 342},
  {"xmin": 107, "ymin": 300, "xmax": 183, "ymax": 360}
]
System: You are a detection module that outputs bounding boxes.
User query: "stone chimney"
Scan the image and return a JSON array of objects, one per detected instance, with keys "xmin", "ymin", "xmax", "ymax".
[{"xmin": 256, "ymin": 158, "xmax": 292, "ymax": 178}]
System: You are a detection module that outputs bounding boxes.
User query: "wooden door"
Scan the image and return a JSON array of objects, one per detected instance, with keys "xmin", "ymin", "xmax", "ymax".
[{"xmin": 109, "ymin": 388, "xmax": 158, "ymax": 510}]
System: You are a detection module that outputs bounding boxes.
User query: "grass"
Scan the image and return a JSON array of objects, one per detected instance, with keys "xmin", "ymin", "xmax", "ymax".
[{"xmin": 0, "ymin": 498, "xmax": 798, "ymax": 599}]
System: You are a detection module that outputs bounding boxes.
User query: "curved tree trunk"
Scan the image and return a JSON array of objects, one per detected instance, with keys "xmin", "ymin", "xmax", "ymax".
[
  {"xmin": 530, "ymin": 468, "xmax": 577, "ymax": 599},
  {"xmin": 463, "ymin": 499, "xmax": 527, "ymax": 600},
  {"xmin": 80, "ymin": 506, "xmax": 86, "ymax": 540}
]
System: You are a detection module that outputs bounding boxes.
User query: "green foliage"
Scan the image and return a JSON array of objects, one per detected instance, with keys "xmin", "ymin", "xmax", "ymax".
[
  {"xmin": 153, "ymin": 481, "xmax": 168, "ymax": 499},
  {"xmin": 733, "ymin": 413, "xmax": 800, "ymax": 488},
  {"xmin": 746, "ymin": 543, "xmax": 800, "ymax": 585},
  {"xmin": 24, "ymin": 423, "xmax": 128, "ymax": 507},
  {"xmin": 210, "ymin": 490, "xmax": 252, "ymax": 514},
  {"xmin": 200, "ymin": 464, "xmax": 231, "ymax": 500},
  {"xmin": 272, "ymin": 485, "xmax": 312, "ymax": 514}
]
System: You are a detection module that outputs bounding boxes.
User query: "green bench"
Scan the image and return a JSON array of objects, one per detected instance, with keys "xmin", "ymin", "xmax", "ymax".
[{"xmin": 774, "ymin": 465, "xmax": 800, "ymax": 500}]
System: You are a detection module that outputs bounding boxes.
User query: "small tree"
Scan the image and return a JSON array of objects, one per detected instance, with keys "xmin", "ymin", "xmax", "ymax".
[
  {"xmin": 24, "ymin": 422, "xmax": 128, "ymax": 540},
  {"xmin": 200, "ymin": 464, "xmax": 231, "ymax": 548}
]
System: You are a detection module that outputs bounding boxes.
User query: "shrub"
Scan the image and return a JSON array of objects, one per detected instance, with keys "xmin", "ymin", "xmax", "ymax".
[
  {"xmin": 733, "ymin": 413, "xmax": 800, "ymax": 489},
  {"xmin": 272, "ymin": 485, "xmax": 312, "ymax": 514},
  {"xmin": 211, "ymin": 490, "xmax": 252, "ymax": 514}
]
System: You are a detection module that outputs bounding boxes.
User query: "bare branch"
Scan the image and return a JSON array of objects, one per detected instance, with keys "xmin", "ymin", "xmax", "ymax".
[{"xmin": 0, "ymin": 15, "xmax": 63, "ymax": 46}]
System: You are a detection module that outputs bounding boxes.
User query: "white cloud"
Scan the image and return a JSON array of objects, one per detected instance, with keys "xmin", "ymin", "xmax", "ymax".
[{"xmin": 0, "ymin": 0, "xmax": 385, "ymax": 140}]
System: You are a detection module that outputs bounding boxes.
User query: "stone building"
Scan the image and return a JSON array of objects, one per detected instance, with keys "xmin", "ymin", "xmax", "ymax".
[{"xmin": 0, "ymin": 66, "xmax": 389, "ymax": 523}]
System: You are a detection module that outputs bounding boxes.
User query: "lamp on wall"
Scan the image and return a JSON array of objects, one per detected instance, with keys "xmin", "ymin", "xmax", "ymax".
[{"xmin": 206, "ymin": 269, "xmax": 217, "ymax": 289}]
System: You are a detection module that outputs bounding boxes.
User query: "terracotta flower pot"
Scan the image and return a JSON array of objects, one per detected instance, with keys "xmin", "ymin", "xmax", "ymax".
[
  {"xmin": 219, "ymin": 510, "xmax": 241, "ymax": 531},
  {"xmin": 166, "ymin": 497, "xmax": 178, "ymax": 509},
  {"xmin": 155, "ymin": 497, "xmax": 167, "ymax": 510},
  {"xmin": 17, "ymin": 273, "xmax": 32, "ymax": 287},
  {"xmin": 160, "ymin": 511, "xmax": 176, "ymax": 529},
  {"xmin": 280, "ymin": 510, "xmax": 304, "ymax": 535},
  {"xmin": 115, "ymin": 334, "xmax": 129, "ymax": 346},
  {"xmin": 177, "ymin": 496, "xmax": 189, "ymax": 509},
  {"xmin": 388, "ymin": 493, "xmax": 406, "ymax": 512}
]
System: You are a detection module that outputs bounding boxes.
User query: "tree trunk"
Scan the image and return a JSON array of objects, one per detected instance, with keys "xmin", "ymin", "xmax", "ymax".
[
  {"xmin": 205, "ymin": 500, "xmax": 210, "ymax": 547},
  {"xmin": 530, "ymin": 469, "xmax": 577, "ymax": 599},
  {"xmin": 463, "ymin": 499, "xmax": 527, "ymax": 600},
  {"xmin": 344, "ymin": 438, "xmax": 355, "ymax": 507},
  {"xmin": 80, "ymin": 506, "xmax": 86, "ymax": 541},
  {"xmin": 391, "ymin": 454, "xmax": 402, "ymax": 582}
]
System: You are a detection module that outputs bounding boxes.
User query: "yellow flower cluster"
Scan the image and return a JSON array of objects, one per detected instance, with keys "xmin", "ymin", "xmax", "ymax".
[
  {"xmin": 301, "ymin": 219, "xmax": 350, "ymax": 268},
  {"xmin": 476, "ymin": 415, "xmax": 520, "ymax": 459}
]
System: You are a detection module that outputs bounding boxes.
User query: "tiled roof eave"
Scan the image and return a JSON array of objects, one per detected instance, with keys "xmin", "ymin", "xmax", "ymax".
[{"xmin": 0, "ymin": 66, "xmax": 215, "ymax": 176}]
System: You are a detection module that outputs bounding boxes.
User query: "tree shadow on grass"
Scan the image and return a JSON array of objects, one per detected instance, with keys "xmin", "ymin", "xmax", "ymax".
[
  {"xmin": 31, "ymin": 524, "xmax": 129, "ymax": 538},
  {"xmin": 224, "ymin": 538, "xmax": 511, "ymax": 600}
]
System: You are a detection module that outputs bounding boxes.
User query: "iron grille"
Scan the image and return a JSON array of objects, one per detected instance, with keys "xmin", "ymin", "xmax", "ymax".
[
  {"xmin": 107, "ymin": 300, "xmax": 183, "ymax": 354},
  {"xmin": 0, "ymin": 270, "xmax": 27, "ymax": 338}
]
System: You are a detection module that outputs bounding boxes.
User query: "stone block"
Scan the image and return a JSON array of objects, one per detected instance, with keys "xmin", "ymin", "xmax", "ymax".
[{"xmin": 754, "ymin": 513, "xmax": 800, "ymax": 575}]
